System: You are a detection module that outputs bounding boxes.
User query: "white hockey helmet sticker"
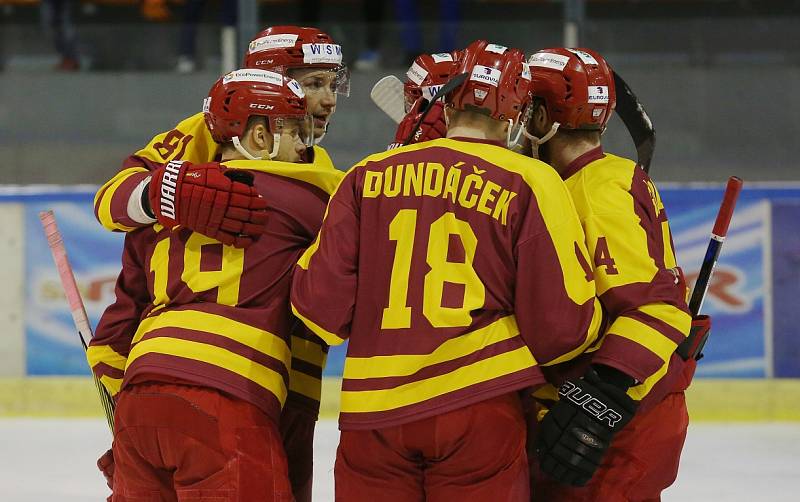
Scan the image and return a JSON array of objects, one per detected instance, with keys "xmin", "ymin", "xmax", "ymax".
[
  {"xmin": 485, "ymin": 44, "xmax": 508, "ymax": 54},
  {"xmin": 470, "ymin": 65, "xmax": 502, "ymax": 87},
  {"xmin": 568, "ymin": 49, "xmax": 600, "ymax": 66},
  {"xmin": 528, "ymin": 52, "xmax": 570, "ymax": 71},
  {"xmin": 248, "ymin": 34, "xmax": 299, "ymax": 54},
  {"xmin": 287, "ymin": 79, "xmax": 305, "ymax": 98},
  {"xmin": 407, "ymin": 62, "xmax": 429, "ymax": 86},
  {"xmin": 587, "ymin": 86, "xmax": 610, "ymax": 104},
  {"xmin": 223, "ymin": 69, "xmax": 284, "ymax": 86},
  {"xmin": 301, "ymin": 43, "xmax": 343, "ymax": 65},
  {"xmin": 202, "ymin": 97, "xmax": 211, "ymax": 113},
  {"xmin": 431, "ymin": 52, "xmax": 454, "ymax": 63},
  {"xmin": 521, "ymin": 62, "xmax": 531, "ymax": 80},
  {"xmin": 422, "ymin": 85, "xmax": 444, "ymax": 102},
  {"xmin": 473, "ymin": 88, "xmax": 488, "ymax": 101}
]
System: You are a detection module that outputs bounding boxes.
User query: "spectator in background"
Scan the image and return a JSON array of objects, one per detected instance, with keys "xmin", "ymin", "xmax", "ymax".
[
  {"xmin": 40, "ymin": 0, "xmax": 80, "ymax": 71},
  {"xmin": 395, "ymin": 0, "xmax": 460, "ymax": 66},
  {"xmin": 353, "ymin": 0, "xmax": 385, "ymax": 70}
]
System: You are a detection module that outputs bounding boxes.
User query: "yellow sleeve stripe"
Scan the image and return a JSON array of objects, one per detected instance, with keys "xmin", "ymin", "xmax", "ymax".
[
  {"xmin": 627, "ymin": 359, "xmax": 671, "ymax": 401},
  {"xmin": 638, "ymin": 303, "xmax": 692, "ymax": 338},
  {"xmin": 99, "ymin": 375, "xmax": 123, "ymax": 397},
  {"xmin": 224, "ymin": 160, "xmax": 344, "ymax": 195},
  {"xmin": 662, "ymin": 221, "xmax": 678, "ymax": 269},
  {"xmin": 541, "ymin": 298, "xmax": 604, "ymax": 366},
  {"xmin": 289, "ymin": 369, "xmax": 322, "ymax": 402},
  {"xmin": 340, "ymin": 346, "xmax": 535, "ymax": 413},
  {"xmin": 290, "ymin": 303, "xmax": 346, "ymax": 346},
  {"xmin": 132, "ymin": 310, "xmax": 291, "ymax": 367},
  {"xmin": 343, "ymin": 315, "xmax": 525, "ymax": 380},
  {"xmin": 86, "ymin": 345, "xmax": 128, "ymax": 371},
  {"xmin": 127, "ymin": 336, "xmax": 288, "ymax": 404},
  {"xmin": 609, "ymin": 316, "xmax": 678, "ymax": 363},
  {"xmin": 291, "ymin": 335, "xmax": 327, "ymax": 366},
  {"xmin": 95, "ymin": 167, "xmax": 148, "ymax": 231}
]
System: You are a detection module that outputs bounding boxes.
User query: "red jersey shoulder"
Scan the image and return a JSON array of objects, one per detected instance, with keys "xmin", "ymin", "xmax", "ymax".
[{"xmin": 251, "ymin": 171, "xmax": 331, "ymax": 241}]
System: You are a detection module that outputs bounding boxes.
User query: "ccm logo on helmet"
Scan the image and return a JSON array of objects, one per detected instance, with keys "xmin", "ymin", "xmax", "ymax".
[
  {"xmin": 558, "ymin": 381, "xmax": 624, "ymax": 428},
  {"xmin": 250, "ymin": 104, "xmax": 275, "ymax": 110},
  {"xmin": 159, "ymin": 160, "xmax": 184, "ymax": 220}
]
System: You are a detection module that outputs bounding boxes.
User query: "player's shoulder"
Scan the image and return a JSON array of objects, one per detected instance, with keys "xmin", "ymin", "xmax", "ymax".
[
  {"xmin": 571, "ymin": 151, "xmax": 643, "ymax": 214},
  {"xmin": 222, "ymin": 159, "xmax": 343, "ymax": 197},
  {"xmin": 578, "ymin": 152, "xmax": 637, "ymax": 186}
]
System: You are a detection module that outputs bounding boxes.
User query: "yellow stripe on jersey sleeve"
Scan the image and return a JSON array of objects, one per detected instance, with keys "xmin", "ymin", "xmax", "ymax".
[
  {"xmin": 608, "ymin": 316, "xmax": 679, "ymax": 363},
  {"xmin": 94, "ymin": 167, "xmax": 148, "ymax": 232},
  {"xmin": 133, "ymin": 310, "xmax": 291, "ymax": 367},
  {"xmin": 223, "ymin": 159, "xmax": 344, "ymax": 196},
  {"xmin": 127, "ymin": 337, "xmax": 288, "ymax": 404},
  {"xmin": 343, "ymin": 315, "xmax": 525, "ymax": 380},
  {"xmin": 638, "ymin": 303, "xmax": 692, "ymax": 337},
  {"xmin": 99, "ymin": 375, "xmax": 123, "ymax": 397},
  {"xmin": 291, "ymin": 335, "xmax": 327, "ymax": 366},
  {"xmin": 86, "ymin": 345, "xmax": 128, "ymax": 371},
  {"xmin": 290, "ymin": 303, "xmax": 346, "ymax": 346},
  {"xmin": 289, "ymin": 369, "xmax": 322, "ymax": 402},
  {"xmin": 340, "ymin": 346, "xmax": 535, "ymax": 413}
]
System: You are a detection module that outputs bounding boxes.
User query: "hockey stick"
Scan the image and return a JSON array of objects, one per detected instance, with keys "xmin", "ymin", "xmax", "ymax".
[
  {"xmin": 39, "ymin": 210, "xmax": 115, "ymax": 431},
  {"xmin": 403, "ymin": 72, "xmax": 467, "ymax": 146},
  {"xmin": 676, "ymin": 176, "xmax": 744, "ymax": 360},
  {"xmin": 613, "ymin": 70, "xmax": 655, "ymax": 174},
  {"xmin": 370, "ymin": 75, "xmax": 406, "ymax": 124}
]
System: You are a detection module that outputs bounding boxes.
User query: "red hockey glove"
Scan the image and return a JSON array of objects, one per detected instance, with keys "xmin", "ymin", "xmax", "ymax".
[
  {"xmin": 97, "ymin": 448, "xmax": 114, "ymax": 490},
  {"xmin": 148, "ymin": 160, "xmax": 268, "ymax": 248},
  {"xmin": 388, "ymin": 99, "xmax": 447, "ymax": 149}
]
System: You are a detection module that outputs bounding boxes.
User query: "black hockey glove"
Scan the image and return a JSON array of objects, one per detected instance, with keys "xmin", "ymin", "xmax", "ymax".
[{"xmin": 535, "ymin": 366, "xmax": 639, "ymax": 486}]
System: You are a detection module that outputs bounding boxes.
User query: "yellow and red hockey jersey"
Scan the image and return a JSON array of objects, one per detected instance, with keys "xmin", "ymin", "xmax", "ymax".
[
  {"xmin": 550, "ymin": 147, "xmax": 692, "ymax": 401},
  {"xmin": 87, "ymin": 160, "xmax": 343, "ymax": 422},
  {"xmin": 291, "ymin": 137, "xmax": 603, "ymax": 430}
]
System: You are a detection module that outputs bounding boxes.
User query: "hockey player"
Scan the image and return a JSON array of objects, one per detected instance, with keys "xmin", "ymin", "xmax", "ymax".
[
  {"xmin": 290, "ymin": 40, "xmax": 605, "ymax": 501},
  {"xmin": 388, "ymin": 51, "xmax": 457, "ymax": 149},
  {"xmin": 524, "ymin": 48, "xmax": 709, "ymax": 500},
  {"xmin": 88, "ymin": 69, "xmax": 343, "ymax": 501},
  {"xmin": 91, "ymin": 25, "xmax": 346, "ymax": 502}
]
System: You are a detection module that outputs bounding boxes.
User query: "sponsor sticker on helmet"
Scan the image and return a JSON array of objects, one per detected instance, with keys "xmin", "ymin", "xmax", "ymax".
[
  {"xmin": 521, "ymin": 62, "xmax": 531, "ymax": 80},
  {"xmin": 588, "ymin": 86, "xmax": 610, "ymax": 104},
  {"xmin": 288, "ymin": 79, "xmax": 305, "ymax": 98},
  {"xmin": 528, "ymin": 52, "xmax": 570, "ymax": 71},
  {"xmin": 470, "ymin": 65, "xmax": 502, "ymax": 87},
  {"xmin": 223, "ymin": 69, "xmax": 284, "ymax": 86},
  {"xmin": 485, "ymin": 44, "xmax": 508, "ymax": 54},
  {"xmin": 248, "ymin": 34, "xmax": 300, "ymax": 54},
  {"xmin": 202, "ymin": 97, "xmax": 211, "ymax": 113},
  {"xmin": 422, "ymin": 85, "xmax": 443, "ymax": 102},
  {"xmin": 431, "ymin": 52, "xmax": 454, "ymax": 63},
  {"xmin": 407, "ymin": 62, "xmax": 429, "ymax": 86},
  {"xmin": 473, "ymin": 88, "xmax": 488, "ymax": 101},
  {"xmin": 302, "ymin": 43, "xmax": 343, "ymax": 65},
  {"xmin": 568, "ymin": 49, "xmax": 600, "ymax": 66}
]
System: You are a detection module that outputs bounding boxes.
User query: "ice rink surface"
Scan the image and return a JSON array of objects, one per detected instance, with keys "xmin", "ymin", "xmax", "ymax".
[{"xmin": 2, "ymin": 418, "xmax": 798, "ymax": 501}]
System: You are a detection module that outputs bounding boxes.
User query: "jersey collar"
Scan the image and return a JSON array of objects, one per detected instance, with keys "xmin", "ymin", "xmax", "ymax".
[
  {"xmin": 561, "ymin": 145, "xmax": 605, "ymax": 180},
  {"xmin": 447, "ymin": 136, "xmax": 507, "ymax": 148}
]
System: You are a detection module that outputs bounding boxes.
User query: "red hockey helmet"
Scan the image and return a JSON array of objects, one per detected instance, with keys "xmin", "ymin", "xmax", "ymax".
[
  {"xmin": 446, "ymin": 40, "xmax": 531, "ymax": 123},
  {"xmin": 204, "ymin": 69, "xmax": 312, "ymax": 158},
  {"xmin": 528, "ymin": 48, "xmax": 616, "ymax": 130},
  {"xmin": 243, "ymin": 25, "xmax": 349, "ymax": 96},
  {"xmin": 403, "ymin": 51, "xmax": 459, "ymax": 112}
]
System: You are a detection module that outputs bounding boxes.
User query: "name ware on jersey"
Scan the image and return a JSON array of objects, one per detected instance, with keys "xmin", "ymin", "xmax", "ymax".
[{"xmin": 363, "ymin": 161, "xmax": 517, "ymax": 225}]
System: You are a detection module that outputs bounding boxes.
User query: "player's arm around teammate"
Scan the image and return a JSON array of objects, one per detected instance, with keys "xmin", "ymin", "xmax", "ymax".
[{"xmin": 524, "ymin": 48, "xmax": 699, "ymax": 500}]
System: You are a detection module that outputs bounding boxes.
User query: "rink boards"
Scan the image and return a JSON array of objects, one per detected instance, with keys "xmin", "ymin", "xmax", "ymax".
[{"xmin": 1, "ymin": 183, "xmax": 799, "ymax": 418}]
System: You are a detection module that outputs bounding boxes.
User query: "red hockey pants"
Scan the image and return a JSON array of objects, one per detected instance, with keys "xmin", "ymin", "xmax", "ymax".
[
  {"xmin": 280, "ymin": 403, "xmax": 316, "ymax": 502},
  {"xmin": 530, "ymin": 390, "xmax": 690, "ymax": 502},
  {"xmin": 334, "ymin": 392, "xmax": 530, "ymax": 502},
  {"xmin": 111, "ymin": 382, "xmax": 293, "ymax": 502}
]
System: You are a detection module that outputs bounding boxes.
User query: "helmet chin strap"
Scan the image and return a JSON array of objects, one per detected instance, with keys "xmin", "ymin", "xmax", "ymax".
[
  {"xmin": 523, "ymin": 121, "xmax": 560, "ymax": 159},
  {"xmin": 313, "ymin": 122, "xmax": 328, "ymax": 145},
  {"xmin": 232, "ymin": 134, "xmax": 281, "ymax": 160},
  {"xmin": 506, "ymin": 118, "xmax": 525, "ymax": 149}
]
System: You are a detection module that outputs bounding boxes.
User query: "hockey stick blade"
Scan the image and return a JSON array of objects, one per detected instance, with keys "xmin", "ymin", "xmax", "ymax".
[
  {"xmin": 403, "ymin": 72, "xmax": 467, "ymax": 146},
  {"xmin": 613, "ymin": 70, "xmax": 655, "ymax": 174},
  {"xmin": 370, "ymin": 75, "xmax": 406, "ymax": 124},
  {"xmin": 39, "ymin": 210, "xmax": 116, "ymax": 431},
  {"xmin": 676, "ymin": 176, "xmax": 743, "ymax": 360}
]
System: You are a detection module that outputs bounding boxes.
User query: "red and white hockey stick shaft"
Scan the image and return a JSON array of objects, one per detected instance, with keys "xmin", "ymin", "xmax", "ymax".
[
  {"xmin": 39, "ymin": 210, "xmax": 115, "ymax": 430},
  {"xmin": 676, "ymin": 176, "xmax": 743, "ymax": 359}
]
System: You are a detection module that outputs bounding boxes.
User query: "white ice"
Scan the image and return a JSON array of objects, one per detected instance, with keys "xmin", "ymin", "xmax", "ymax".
[{"xmin": 1, "ymin": 419, "xmax": 797, "ymax": 501}]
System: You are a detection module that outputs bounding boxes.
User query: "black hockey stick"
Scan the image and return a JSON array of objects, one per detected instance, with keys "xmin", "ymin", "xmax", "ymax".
[
  {"xmin": 403, "ymin": 72, "xmax": 468, "ymax": 146},
  {"xmin": 613, "ymin": 70, "xmax": 655, "ymax": 173},
  {"xmin": 676, "ymin": 177, "xmax": 743, "ymax": 360}
]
